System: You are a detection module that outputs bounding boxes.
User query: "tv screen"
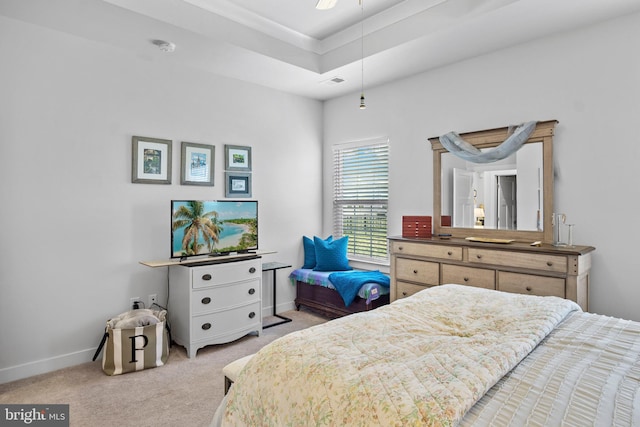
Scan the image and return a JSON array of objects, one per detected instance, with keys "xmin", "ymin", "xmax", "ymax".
[{"xmin": 171, "ymin": 200, "xmax": 258, "ymax": 258}]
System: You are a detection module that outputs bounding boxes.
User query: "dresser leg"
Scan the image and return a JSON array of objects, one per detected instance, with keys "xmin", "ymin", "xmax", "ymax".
[{"xmin": 188, "ymin": 345, "xmax": 197, "ymax": 359}]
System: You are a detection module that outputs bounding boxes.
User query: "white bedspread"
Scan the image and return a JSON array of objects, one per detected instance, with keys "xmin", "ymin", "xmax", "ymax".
[
  {"xmin": 460, "ymin": 310, "xmax": 640, "ymax": 426},
  {"xmin": 221, "ymin": 284, "xmax": 580, "ymax": 426}
]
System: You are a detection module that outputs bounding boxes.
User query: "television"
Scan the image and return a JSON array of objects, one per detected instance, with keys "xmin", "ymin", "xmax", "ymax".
[{"xmin": 171, "ymin": 200, "xmax": 258, "ymax": 258}]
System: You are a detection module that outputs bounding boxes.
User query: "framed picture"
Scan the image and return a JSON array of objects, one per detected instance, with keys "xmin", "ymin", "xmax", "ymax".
[
  {"xmin": 225, "ymin": 145, "xmax": 252, "ymax": 171},
  {"xmin": 180, "ymin": 141, "xmax": 214, "ymax": 186},
  {"xmin": 132, "ymin": 136, "xmax": 172, "ymax": 184},
  {"xmin": 225, "ymin": 172, "xmax": 252, "ymax": 198}
]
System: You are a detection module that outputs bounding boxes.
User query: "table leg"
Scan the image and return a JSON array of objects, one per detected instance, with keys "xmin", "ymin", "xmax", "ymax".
[{"xmin": 263, "ymin": 268, "xmax": 292, "ymax": 329}]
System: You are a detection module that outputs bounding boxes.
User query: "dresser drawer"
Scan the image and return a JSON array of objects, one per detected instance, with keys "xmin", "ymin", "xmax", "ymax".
[
  {"xmin": 191, "ymin": 278, "xmax": 260, "ymax": 314},
  {"xmin": 442, "ymin": 264, "xmax": 495, "ymax": 290},
  {"xmin": 391, "ymin": 241, "xmax": 462, "ymax": 261},
  {"xmin": 191, "ymin": 259, "xmax": 261, "ymax": 289},
  {"xmin": 395, "ymin": 258, "xmax": 439, "ymax": 284},
  {"xmin": 192, "ymin": 301, "xmax": 261, "ymax": 341},
  {"xmin": 468, "ymin": 248, "xmax": 567, "ymax": 274},
  {"xmin": 396, "ymin": 281, "xmax": 433, "ymax": 299},
  {"xmin": 498, "ymin": 272, "xmax": 565, "ymax": 298}
]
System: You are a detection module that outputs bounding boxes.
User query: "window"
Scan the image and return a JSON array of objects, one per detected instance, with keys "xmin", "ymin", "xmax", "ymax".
[{"xmin": 333, "ymin": 138, "xmax": 389, "ymax": 263}]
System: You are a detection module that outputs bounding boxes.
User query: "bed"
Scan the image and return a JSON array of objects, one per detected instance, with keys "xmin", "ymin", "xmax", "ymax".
[
  {"xmin": 212, "ymin": 284, "xmax": 640, "ymax": 426},
  {"xmin": 289, "ymin": 268, "xmax": 390, "ymax": 318}
]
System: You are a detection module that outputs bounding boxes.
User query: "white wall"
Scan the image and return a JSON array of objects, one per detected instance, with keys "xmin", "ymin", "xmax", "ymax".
[
  {"xmin": 0, "ymin": 16, "xmax": 323, "ymax": 382},
  {"xmin": 323, "ymin": 13, "xmax": 640, "ymax": 321}
]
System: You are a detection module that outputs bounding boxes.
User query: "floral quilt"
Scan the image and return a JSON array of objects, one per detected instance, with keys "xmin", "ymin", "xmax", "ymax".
[{"xmin": 223, "ymin": 284, "xmax": 580, "ymax": 426}]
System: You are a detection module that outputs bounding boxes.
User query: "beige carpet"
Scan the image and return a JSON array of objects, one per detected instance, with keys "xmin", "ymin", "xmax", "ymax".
[{"xmin": 0, "ymin": 309, "xmax": 327, "ymax": 427}]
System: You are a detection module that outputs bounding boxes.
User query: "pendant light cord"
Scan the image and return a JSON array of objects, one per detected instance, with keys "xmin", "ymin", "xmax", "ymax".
[{"xmin": 359, "ymin": 0, "xmax": 366, "ymax": 109}]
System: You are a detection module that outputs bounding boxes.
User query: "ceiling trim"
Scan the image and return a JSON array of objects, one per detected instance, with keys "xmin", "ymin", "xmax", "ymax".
[
  {"xmin": 182, "ymin": 0, "xmax": 454, "ymax": 56},
  {"xmin": 183, "ymin": 0, "xmax": 321, "ymax": 53},
  {"xmin": 3, "ymin": 0, "xmax": 640, "ymax": 101}
]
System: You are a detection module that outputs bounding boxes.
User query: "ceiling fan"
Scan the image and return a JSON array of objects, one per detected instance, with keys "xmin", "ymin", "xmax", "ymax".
[
  {"xmin": 315, "ymin": 0, "xmax": 338, "ymax": 9},
  {"xmin": 316, "ymin": 0, "xmax": 364, "ymax": 10}
]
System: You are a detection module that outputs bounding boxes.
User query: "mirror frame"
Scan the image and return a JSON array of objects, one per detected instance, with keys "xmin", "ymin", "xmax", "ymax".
[{"xmin": 429, "ymin": 120, "xmax": 558, "ymax": 243}]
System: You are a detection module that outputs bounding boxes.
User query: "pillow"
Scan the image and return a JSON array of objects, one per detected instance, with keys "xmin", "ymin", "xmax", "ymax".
[
  {"xmin": 302, "ymin": 235, "xmax": 332, "ymax": 269},
  {"xmin": 313, "ymin": 235, "xmax": 352, "ymax": 272}
]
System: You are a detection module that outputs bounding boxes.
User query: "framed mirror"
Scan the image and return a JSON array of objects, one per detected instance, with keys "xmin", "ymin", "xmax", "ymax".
[{"xmin": 429, "ymin": 120, "xmax": 557, "ymax": 243}]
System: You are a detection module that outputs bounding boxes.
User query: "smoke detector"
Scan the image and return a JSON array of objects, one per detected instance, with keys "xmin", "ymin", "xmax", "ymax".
[{"xmin": 152, "ymin": 40, "xmax": 176, "ymax": 52}]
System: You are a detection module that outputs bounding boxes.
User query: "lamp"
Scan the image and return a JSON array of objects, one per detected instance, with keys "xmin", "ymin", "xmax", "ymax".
[
  {"xmin": 359, "ymin": 0, "xmax": 366, "ymax": 109},
  {"xmin": 474, "ymin": 204, "xmax": 485, "ymax": 227},
  {"xmin": 316, "ymin": 0, "xmax": 337, "ymax": 10}
]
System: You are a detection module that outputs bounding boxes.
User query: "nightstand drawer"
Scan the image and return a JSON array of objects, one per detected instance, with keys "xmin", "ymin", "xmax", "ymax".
[
  {"xmin": 391, "ymin": 241, "xmax": 462, "ymax": 261},
  {"xmin": 191, "ymin": 278, "xmax": 260, "ymax": 314},
  {"xmin": 498, "ymin": 272, "xmax": 565, "ymax": 298},
  {"xmin": 192, "ymin": 301, "xmax": 261, "ymax": 341},
  {"xmin": 395, "ymin": 258, "xmax": 439, "ymax": 284},
  {"xmin": 468, "ymin": 248, "xmax": 567, "ymax": 273},
  {"xmin": 191, "ymin": 259, "xmax": 260, "ymax": 289},
  {"xmin": 442, "ymin": 264, "xmax": 495, "ymax": 289},
  {"xmin": 396, "ymin": 281, "xmax": 433, "ymax": 299}
]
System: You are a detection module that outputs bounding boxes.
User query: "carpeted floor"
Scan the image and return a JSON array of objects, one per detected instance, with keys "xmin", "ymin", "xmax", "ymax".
[{"xmin": 0, "ymin": 309, "xmax": 327, "ymax": 427}]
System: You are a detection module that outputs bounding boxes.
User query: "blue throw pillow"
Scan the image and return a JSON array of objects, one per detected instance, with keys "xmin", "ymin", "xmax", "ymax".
[
  {"xmin": 313, "ymin": 235, "xmax": 352, "ymax": 272},
  {"xmin": 302, "ymin": 235, "xmax": 332, "ymax": 269}
]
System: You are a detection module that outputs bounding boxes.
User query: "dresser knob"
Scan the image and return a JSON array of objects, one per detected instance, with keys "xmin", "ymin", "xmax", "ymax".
[
  {"xmin": 201, "ymin": 297, "xmax": 211, "ymax": 304},
  {"xmin": 476, "ymin": 255, "xmax": 482, "ymax": 259},
  {"xmin": 413, "ymin": 269, "xmax": 418, "ymax": 274},
  {"xmin": 249, "ymin": 267, "xmax": 256, "ymax": 274},
  {"xmin": 398, "ymin": 246, "xmax": 404, "ymax": 251},
  {"xmin": 202, "ymin": 274, "xmax": 212, "ymax": 281},
  {"xmin": 248, "ymin": 312, "xmax": 256, "ymax": 319},
  {"xmin": 546, "ymin": 261, "xmax": 553, "ymax": 267},
  {"xmin": 526, "ymin": 286, "xmax": 532, "ymax": 292},
  {"xmin": 202, "ymin": 323, "xmax": 211, "ymax": 330},
  {"xmin": 448, "ymin": 251, "xmax": 453, "ymax": 256},
  {"xmin": 402, "ymin": 291, "xmax": 408, "ymax": 296},
  {"xmin": 464, "ymin": 277, "xmax": 469, "ymax": 282},
  {"xmin": 248, "ymin": 288, "xmax": 255, "ymax": 295}
]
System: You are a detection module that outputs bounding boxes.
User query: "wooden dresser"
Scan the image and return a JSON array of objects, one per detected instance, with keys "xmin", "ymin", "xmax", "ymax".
[{"xmin": 388, "ymin": 236, "xmax": 595, "ymax": 311}]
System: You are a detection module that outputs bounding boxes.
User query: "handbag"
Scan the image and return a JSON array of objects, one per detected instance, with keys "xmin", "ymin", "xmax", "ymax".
[{"xmin": 93, "ymin": 309, "xmax": 170, "ymax": 376}]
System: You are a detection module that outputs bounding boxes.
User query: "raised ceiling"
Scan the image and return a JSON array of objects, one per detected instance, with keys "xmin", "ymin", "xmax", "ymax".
[{"xmin": 1, "ymin": 0, "xmax": 640, "ymax": 100}]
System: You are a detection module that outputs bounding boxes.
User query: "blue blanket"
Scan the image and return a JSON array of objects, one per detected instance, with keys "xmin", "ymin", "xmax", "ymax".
[{"xmin": 328, "ymin": 270, "xmax": 390, "ymax": 307}]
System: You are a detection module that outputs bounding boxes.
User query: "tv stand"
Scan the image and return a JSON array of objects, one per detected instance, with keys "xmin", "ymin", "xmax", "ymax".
[
  {"xmin": 139, "ymin": 250, "xmax": 275, "ymax": 268},
  {"xmin": 169, "ymin": 257, "xmax": 262, "ymax": 358}
]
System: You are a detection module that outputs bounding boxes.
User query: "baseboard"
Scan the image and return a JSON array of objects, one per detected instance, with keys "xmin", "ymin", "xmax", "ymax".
[
  {"xmin": 261, "ymin": 301, "xmax": 295, "ymax": 317},
  {"xmin": 3, "ymin": 302, "xmax": 297, "ymax": 384},
  {"xmin": 0, "ymin": 348, "xmax": 96, "ymax": 384}
]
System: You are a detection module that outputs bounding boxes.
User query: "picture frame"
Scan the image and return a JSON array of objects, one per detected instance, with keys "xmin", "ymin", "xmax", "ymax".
[
  {"xmin": 225, "ymin": 172, "xmax": 252, "ymax": 198},
  {"xmin": 225, "ymin": 145, "xmax": 252, "ymax": 171},
  {"xmin": 132, "ymin": 136, "xmax": 172, "ymax": 184},
  {"xmin": 180, "ymin": 141, "xmax": 215, "ymax": 186}
]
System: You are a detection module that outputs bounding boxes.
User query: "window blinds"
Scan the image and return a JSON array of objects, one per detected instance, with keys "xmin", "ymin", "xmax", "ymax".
[{"xmin": 333, "ymin": 140, "xmax": 389, "ymax": 262}]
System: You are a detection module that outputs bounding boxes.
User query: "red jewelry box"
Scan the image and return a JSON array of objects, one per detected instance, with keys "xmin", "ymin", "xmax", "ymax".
[{"xmin": 402, "ymin": 216, "xmax": 432, "ymax": 238}]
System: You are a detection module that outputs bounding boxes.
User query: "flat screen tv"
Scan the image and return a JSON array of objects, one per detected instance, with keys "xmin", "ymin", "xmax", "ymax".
[{"xmin": 171, "ymin": 200, "xmax": 258, "ymax": 258}]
